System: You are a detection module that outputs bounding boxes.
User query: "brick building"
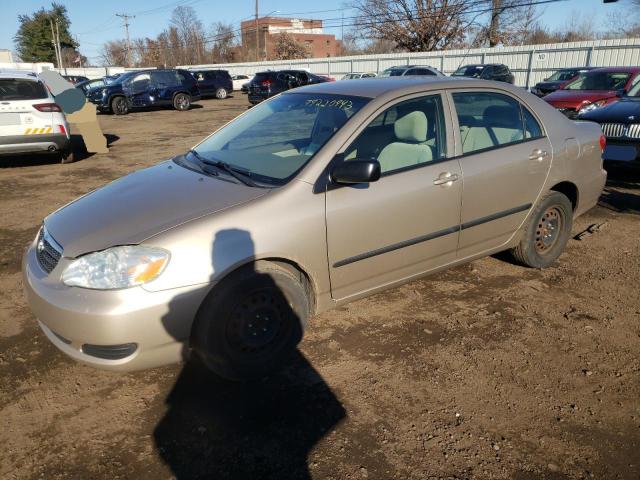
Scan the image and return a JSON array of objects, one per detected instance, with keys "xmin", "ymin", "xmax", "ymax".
[{"xmin": 241, "ymin": 17, "xmax": 342, "ymax": 60}]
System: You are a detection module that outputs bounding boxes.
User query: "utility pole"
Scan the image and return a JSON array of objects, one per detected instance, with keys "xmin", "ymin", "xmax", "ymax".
[
  {"xmin": 55, "ymin": 17, "xmax": 64, "ymax": 70},
  {"xmin": 255, "ymin": 0, "xmax": 259, "ymax": 62},
  {"xmin": 116, "ymin": 13, "xmax": 135, "ymax": 67},
  {"xmin": 50, "ymin": 19, "xmax": 60, "ymax": 68}
]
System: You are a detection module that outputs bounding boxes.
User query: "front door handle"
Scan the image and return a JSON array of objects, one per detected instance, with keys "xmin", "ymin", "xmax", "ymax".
[
  {"xmin": 433, "ymin": 172, "xmax": 459, "ymax": 186},
  {"xmin": 529, "ymin": 149, "xmax": 549, "ymax": 161}
]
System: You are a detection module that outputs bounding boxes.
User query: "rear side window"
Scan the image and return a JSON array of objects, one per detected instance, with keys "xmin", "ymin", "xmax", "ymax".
[
  {"xmin": 452, "ymin": 91, "xmax": 525, "ymax": 154},
  {"xmin": 152, "ymin": 71, "xmax": 180, "ymax": 87},
  {"xmin": 522, "ymin": 106, "xmax": 543, "ymax": 139},
  {"xmin": 0, "ymin": 79, "xmax": 48, "ymax": 101}
]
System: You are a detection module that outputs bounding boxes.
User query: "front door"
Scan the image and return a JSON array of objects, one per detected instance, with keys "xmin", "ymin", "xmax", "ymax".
[
  {"xmin": 124, "ymin": 73, "xmax": 153, "ymax": 108},
  {"xmin": 449, "ymin": 90, "xmax": 553, "ymax": 258},
  {"xmin": 326, "ymin": 93, "xmax": 462, "ymax": 300}
]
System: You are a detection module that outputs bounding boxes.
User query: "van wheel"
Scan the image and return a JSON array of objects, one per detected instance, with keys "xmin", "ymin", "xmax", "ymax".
[
  {"xmin": 173, "ymin": 93, "xmax": 191, "ymax": 111},
  {"xmin": 510, "ymin": 191, "xmax": 573, "ymax": 268},
  {"xmin": 215, "ymin": 88, "xmax": 228, "ymax": 99},
  {"xmin": 192, "ymin": 262, "xmax": 309, "ymax": 382},
  {"xmin": 60, "ymin": 150, "xmax": 75, "ymax": 164},
  {"xmin": 110, "ymin": 96, "xmax": 129, "ymax": 115}
]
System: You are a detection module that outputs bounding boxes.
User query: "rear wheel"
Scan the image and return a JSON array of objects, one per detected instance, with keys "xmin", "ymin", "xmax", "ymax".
[
  {"xmin": 110, "ymin": 96, "xmax": 129, "ymax": 115},
  {"xmin": 173, "ymin": 93, "xmax": 191, "ymax": 111},
  {"xmin": 510, "ymin": 191, "xmax": 573, "ymax": 268},
  {"xmin": 192, "ymin": 262, "xmax": 309, "ymax": 381},
  {"xmin": 215, "ymin": 88, "xmax": 228, "ymax": 99},
  {"xmin": 60, "ymin": 150, "xmax": 75, "ymax": 164}
]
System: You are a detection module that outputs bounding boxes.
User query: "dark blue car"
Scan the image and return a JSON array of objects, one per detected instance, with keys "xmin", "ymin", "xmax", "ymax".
[
  {"xmin": 87, "ymin": 69, "xmax": 201, "ymax": 115},
  {"xmin": 190, "ymin": 69, "xmax": 233, "ymax": 99}
]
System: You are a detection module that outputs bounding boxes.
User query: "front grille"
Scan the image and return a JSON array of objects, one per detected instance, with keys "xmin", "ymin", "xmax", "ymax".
[
  {"xmin": 628, "ymin": 124, "xmax": 640, "ymax": 139},
  {"xmin": 601, "ymin": 123, "xmax": 640, "ymax": 139},
  {"xmin": 82, "ymin": 343, "xmax": 138, "ymax": 360},
  {"xmin": 602, "ymin": 123, "xmax": 626, "ymax": 138},
  {"xmin": 36, "ymin": 227, "xmax": 62, "ymax": 274}
]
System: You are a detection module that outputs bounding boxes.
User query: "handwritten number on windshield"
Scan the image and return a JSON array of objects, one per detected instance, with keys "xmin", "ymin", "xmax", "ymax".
[{"xmin": 305, "ymin": 99, "xmax": 353, "ymax": 110}]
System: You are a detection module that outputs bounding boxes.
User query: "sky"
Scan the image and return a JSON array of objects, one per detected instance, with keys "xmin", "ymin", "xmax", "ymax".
[{"xmin": 0, "ymin": 0, "xmax": 633, "ymax": 63}]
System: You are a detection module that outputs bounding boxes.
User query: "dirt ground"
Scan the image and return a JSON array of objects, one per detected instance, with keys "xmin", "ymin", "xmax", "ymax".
[{"xmin": 1, "ymin": 95, "xmax": 639, "ymax": 480}]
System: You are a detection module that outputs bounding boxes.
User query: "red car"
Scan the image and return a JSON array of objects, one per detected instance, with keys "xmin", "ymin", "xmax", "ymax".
[{"xmin": 544, "ymin": 67, "xmax": 640, "ymax": 119}]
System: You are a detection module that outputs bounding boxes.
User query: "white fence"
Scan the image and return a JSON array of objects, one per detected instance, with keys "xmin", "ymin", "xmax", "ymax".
[
  {"xmin": 5, "ymin": 37, "xmax": 640, "ymax": 87},
  {"xmin": 179, "ymin": 37, "xmax": 640, "ymax": 88}
]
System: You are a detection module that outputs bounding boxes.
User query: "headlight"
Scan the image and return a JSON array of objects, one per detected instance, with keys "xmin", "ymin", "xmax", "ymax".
[
  {"xmin": 578, "ymin": 100, "xmax": 606, "ymax": 116},
  {"xmin": 62, "ymin": 246, "xmax": 170, "ymax": 290}
]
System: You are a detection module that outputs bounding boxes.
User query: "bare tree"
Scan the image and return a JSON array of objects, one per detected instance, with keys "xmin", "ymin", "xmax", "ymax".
[
  {"xmin": 349, "ymin": 0, "xmax": 472, "ymax": 52},
  {"xmin": 170, "ymin": 5, "xmax": 205, "ymax": 64},
  {"xmin": 272, "ymin": 32, "xmax": 308, "ymax": 60},
  {"xmin": 209, "ymin": 22, "xmax": 237, "ymax": 63},
  {"xmin": 100, "ymin": 40, "xmax": 128, "ymax": 66}
]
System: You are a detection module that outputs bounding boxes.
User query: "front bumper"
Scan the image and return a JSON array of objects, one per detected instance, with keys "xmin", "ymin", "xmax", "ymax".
[
  {"xmin": 22, "ymin": 241, "xmax": 210, "ymax": 371},
  {"xmin": 603, "ymin": 139, "xmax": 640, "ymax": 168},
  {"xmin": 0, "ymin": 134, "xmax": 70, "ymax": 156}
]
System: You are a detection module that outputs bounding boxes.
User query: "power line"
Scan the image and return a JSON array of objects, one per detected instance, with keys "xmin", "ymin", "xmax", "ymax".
[{"xmin": 115, "ymin": 13, "xmax": 135, "ymax": 67}]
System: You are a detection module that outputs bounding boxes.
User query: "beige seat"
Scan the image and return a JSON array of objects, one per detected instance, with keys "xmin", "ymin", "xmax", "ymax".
[
  {"xmin": 460, "ymin": 105, "xmax": 524, "ymax": 153},
  {"xmin": 378, "ymin": 111, "xmax": 434, "ymax": 173}
]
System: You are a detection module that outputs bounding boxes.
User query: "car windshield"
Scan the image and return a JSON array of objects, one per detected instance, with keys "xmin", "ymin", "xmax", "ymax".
[
  {"xmin": 189, "ymin": 92, "xmax": 369, "ymax": 186},
  {"xmin": 564, "ymin": 71, "xmax": 631, "ymax": 91},
  {"xmin": 0, "ymin": 79, "xmax": 48, "ymax": 101},
  {"xmin": 547, "ymin": 70, "xmax": 578, "ymax": 82},
  {"xmin": 109, "ymin": 72, "xmax": 138, "ymax": 85},
  {"xmin": 452, "ymin": 66, "xmax": 484, "ymax": 77},
  {"xmin": 378, "ymin": 69, "xmax": 405, "ymax": 77}
]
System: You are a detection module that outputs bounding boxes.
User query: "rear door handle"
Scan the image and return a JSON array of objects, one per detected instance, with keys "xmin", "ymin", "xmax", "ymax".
[
  {"xmin": 433, "ymin": 172, "xmax": 459, "ymax": 186},
  {"xmin": 529, "ymin": 149, "xmax": 549, "ymax": 161}
]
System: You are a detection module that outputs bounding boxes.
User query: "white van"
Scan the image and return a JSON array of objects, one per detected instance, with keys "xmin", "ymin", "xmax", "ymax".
[{"xmin": 0, "ymin": 71, "xmax": 72, "ymax": 163}]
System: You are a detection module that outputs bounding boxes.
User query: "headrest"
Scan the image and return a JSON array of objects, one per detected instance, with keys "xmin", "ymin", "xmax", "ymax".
[
  {"xmin": 483, "ymin": 105, "xmax": 521, "ymax": 128},
  {"xmin": 394, "ymin": 111, "xmax": 428, "ymax": 142}
]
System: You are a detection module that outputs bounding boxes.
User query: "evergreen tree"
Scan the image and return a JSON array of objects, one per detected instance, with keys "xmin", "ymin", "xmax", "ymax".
[{"xmin": 14, "ymin": 3, "xmax": 79, "ymax": 65}]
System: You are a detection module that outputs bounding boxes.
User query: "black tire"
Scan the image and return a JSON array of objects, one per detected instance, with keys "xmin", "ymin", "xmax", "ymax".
[
  {"xmin": 110, "ymin": 96, "xmax": 129, "ymax": 115},
  {"xmin": 191, "ymin": 262, "xmax": 310, "ymax": 381},
  {"xmin": 173, "ymin": 93, "xmax": 191, "ymax": 111},
  {"xmin": 215, "ymin": 88, "xmax": 228, "ymax": 99},
  {"xmin": 60, "ymin": 150, "xmax": 75, "ymax": 164},
  {"xmin": 510, "ymin": 191, "xmax": 573, "ymax": 268}
]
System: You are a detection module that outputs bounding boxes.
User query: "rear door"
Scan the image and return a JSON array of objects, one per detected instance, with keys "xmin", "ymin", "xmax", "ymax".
[
  {"xmin": 326, "ymin": 92, "xmax": 461, "ymax": 300},
  {"xmin": 0, "ymin": 78, "xmax": 53, "ymax": 139},
  {"xmin": 449, "ymin": 89, "xmax": 552, "ymax": 258}
]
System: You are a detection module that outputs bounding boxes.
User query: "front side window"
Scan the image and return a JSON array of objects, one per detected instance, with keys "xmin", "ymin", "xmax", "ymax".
[
  {"xmin": 191, "ymin": 93, "xmax": 368, "ymax": 185},
  {"xmin": 127, "ymin": 73, "xmax": 151, "ymax": 93},
  {"xmin": 344, "ymin": 95, "xmax": 447, "ymax": 174},
  {"xmin": 548, "ymin": 69, "xmax": 577, "ymax": 82},
  {"xmin": 453, "ymin": 91, "xmax": 526, "ymax": 154},
  {"xmin": 564, "ymin": 71, "xmax": 631, "ymax": 91}
]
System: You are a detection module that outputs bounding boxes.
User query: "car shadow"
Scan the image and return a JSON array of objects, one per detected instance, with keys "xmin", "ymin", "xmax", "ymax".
[
  {"xmin": 155, "ymin": 228, "xmax": 345, "ymax": 479},
  {"xmin": 0, "ymin": 133, "xmax": 119, "ymax": 168}
]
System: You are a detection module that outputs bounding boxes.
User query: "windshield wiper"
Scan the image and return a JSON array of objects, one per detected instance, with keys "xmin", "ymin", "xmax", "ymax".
[{"xmin": 188, "ymin": 149, "xmax": 259, "ymax": 187}]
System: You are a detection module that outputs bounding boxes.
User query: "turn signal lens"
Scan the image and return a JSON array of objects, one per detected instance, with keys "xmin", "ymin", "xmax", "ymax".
[{"xmin": 599, "ymin": 134, "xmax": 606, "ymax": 152}]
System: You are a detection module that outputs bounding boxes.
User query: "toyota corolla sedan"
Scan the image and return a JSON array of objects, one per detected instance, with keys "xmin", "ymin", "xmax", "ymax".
[{"xmin": 23, "ymin": 77, "xmax": 606, "ymax": 381}]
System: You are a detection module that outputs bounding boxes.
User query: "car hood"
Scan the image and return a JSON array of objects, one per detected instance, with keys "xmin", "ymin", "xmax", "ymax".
[
  {"xmin": 45, "ymin": 159, "xmax": 269, "ymax": 258},
  {"xmin": 580, "ymin": 98, "xmax": 640, "ymax": 123},
  {"xmin": 544, "ymin": 89, "xmax": 617, "ymax": 108}
]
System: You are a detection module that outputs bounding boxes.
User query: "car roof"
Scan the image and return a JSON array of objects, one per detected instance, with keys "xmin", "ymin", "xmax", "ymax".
[
  {"xmin": 587, "ymin": 66, "xmax": 640, "ymax": 73},
  {"xmin": 292, "ymin": 76, "xmax": 519, "ymax": 98},
  {"xmin": 0, "ymin": 70, "xmax": 39, "ymax": 80}
]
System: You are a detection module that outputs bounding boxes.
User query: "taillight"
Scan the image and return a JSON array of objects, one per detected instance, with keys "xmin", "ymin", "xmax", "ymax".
[
  {"xmin": 599, "ymin": 134, "xmax": 606, "ymax": 152},
  {"xmin": 58, "ymin": 124, "xmax": 66, "ymax": 134},
  {"xmin": 33, "ymin": 103, "xmax": 62, "ymax": 112},
  {"xmin": 261, "ymin": 80, "xmax": 272, "ymax": 87}
]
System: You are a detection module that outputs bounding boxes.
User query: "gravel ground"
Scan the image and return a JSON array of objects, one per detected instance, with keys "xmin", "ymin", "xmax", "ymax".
[{"xmin": 0, "ymin": 95, "xmax": 639, "ymax": 480}]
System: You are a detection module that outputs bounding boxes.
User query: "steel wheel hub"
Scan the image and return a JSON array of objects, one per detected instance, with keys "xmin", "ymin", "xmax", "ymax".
[
  {"xmin": 535, "ymin": 207, "xmax": 562, "ymax": 253},
  {"xmin": 228, "ymin": 290, "xmax": 285, "ymax": 353}
]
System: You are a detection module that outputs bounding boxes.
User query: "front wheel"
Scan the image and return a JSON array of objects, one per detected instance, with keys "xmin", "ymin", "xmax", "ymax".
[
  {"xmin": 173, "ymin": 93, "xmax": 191, "ymax": 111},
  {"xmin": 191, "ymin": 262, "xmax": 309, "ymax": 381},
  {"xmin": 510, "ymin": 191, "xmax": 573, "ymax": 268},
  {"xmin": 215, "ymin": 88, "xmax": 228, "ymax": 99},
  {"xmin": 110, "ymin": 96, "xmax": 129, "ymax": 115}
]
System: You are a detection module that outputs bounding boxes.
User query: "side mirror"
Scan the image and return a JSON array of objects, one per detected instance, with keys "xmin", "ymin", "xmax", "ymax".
[{"xmin": 331, "ymin": 160, "xmax": 381, "ymax": 184}]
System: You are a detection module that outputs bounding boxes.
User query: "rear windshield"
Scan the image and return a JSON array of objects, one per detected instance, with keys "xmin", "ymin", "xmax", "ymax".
[
  {"xmin": 564, "ymin": 71, "xmax": 631, "ymax": 91},
  {"xmin": 0, "ymin": 79, "xmax": 48, "ymax": 101},
  {"xmin": 378, "ymin": 69, "xmax": 405, "ymax": 77},
  {"xmin": 254, "ymin": 72, "xmax": 276, "ymax": 82}
]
